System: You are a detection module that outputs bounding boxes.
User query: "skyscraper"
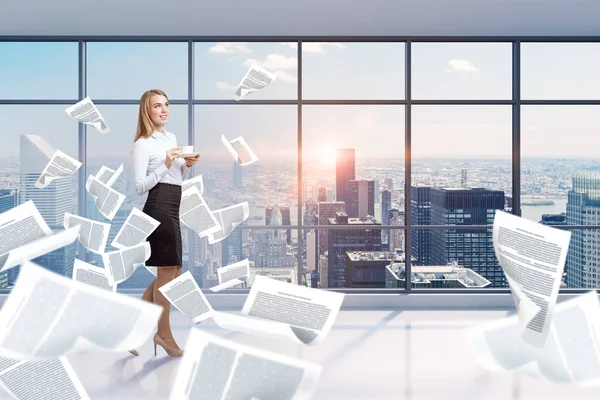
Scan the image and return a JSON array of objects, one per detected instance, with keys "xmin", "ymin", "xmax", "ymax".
[
  {"xmin": 327, "ymin": 213, "xmax": 382, "ymax": 287},
  {"xmin": 317, "ymin": 201, "xmax": 345, "ymax": 255},
  {"xmin": 19, "ymin": 134, "xmax": 76, "ymax": 280},
  {"xmin": 0, "ymin": 189, "xmax": 18, "ymax": 288},
  {"xmin": 266, "ymin": 206, "xmax": 291, "ymax": 243},
  {"xmin": 233, "ymin": 161, "xmax": 243, "ymax": 188},
  {"xmin": 335, "ymin": 149, "xmax": 355, "ymax": 209},
  {"xmin": 381, "ymin": 189, "xmax": 392, "ymax": 243},
  {"xmin": 565, "ymin": 173, "xmax": 600, "ymax": 288},
  {"xmin": 347, "ymin": 180, "xmax": 375, "ymax": 218},
  {"xmin": 428, "ymin": 187, "xmax": 505, "ymax": 287}
]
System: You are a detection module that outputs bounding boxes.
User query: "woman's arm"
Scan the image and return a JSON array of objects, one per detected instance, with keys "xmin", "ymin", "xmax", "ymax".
[{"xmin": 132, "ymin": 140, "xmax": 169, "ymax": 195}]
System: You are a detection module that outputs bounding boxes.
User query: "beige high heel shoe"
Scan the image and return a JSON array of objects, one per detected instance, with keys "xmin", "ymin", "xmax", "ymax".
[
  {"xmin": 153, "ymin": 333, "xmax": 184, "ymax": 357},
  {"xmin": 128, "ymin": 349, "xmax": 139, "ymax": 356}
]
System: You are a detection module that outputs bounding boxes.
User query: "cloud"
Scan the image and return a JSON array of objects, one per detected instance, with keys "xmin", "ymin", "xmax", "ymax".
[
  {"xmin": 209, "ymin": 42, "xmax": 251, "ymax": 54},
  {"xmin": 281, "ymin": 42, "xmax": 346, "ymax": 53},
  {"xmin": 445, "ymin": 59, "xmax": 478, "ymax": 72},
  {"xmin": 243, "ymin": 54, "xmax": 297, "ymax": 71},
  {"xmin": 274, "ymin": 70, "xmax": 297, "ymax": 83},
  {"xmin": 215, "ymin": 81, "xmax": 237, "ymax": 91}
]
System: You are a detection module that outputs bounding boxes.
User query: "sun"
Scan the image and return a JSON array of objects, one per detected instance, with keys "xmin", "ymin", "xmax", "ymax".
[{"xmin": 318, "ymin": 147, "xmax": 338, "ymax": 166}]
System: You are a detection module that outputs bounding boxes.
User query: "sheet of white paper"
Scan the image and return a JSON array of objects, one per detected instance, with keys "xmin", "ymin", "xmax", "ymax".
[
  {"xmin": 102, "ymin": 242, "xmax": 151, "ymax": 287},
  {"xmin": 95, "ymin": 164, "xmax": 123, "ymax": 187},
  {"xmin": 0, "ymin": 261, "xmax": 161, "ymax": 360},
  {"xmin": 209, "ymin": 259, "xmax": 250, "ymax": 292},
  {"xmin": 209, "ymin": 278, "xmax": 244, "ymax": 293},
  {"xmin": 34, "ymin": 149, "xmax": 82, "ymax": 189},
  {"xmin": 0, "ymin": 226, "xmax": 80, "ymax": 273},
  {"xmin": 72, "ymin": 259, "xmax": 115, "ymax": 293},
  {"xmin": 493, "ymin": 210, "xmax": 572, "ymax": 347},
  {"xmin": 158, "ymin": 271, "xmax": 213, "ymax": 324},
  {"xmin": 233, "ymin": 64, "xmax": 278, "ymax": 101},
  {"xmin": 214, "ymin": 275, "xmax": 345, "ymax": 346},
  {"xmin": 65, "ymin": 97, "xmax": 111, "ymax": 134},
  {"xmin": 169, "ymin": 328, "xmax": 322, "ymax": 400},
  {"xmin": 63, "ymin": 212, "xmax": 110, "ymax": 254},
  {"xmin": 179, "ymin": 186, "xmax": 221, "ymax": 238},
  {"xmin": 0, "ymin": 356, "xmax": 90, "ymax": 400},
  {"xmin": 111, "ymin": 207, "xmax": 160, "ymax": 250},
  {"xmin": 207, "ymin": 202, "xmax": 249, "ymax": 245},
  {"xmin": 467, "ymin": 291, "xmax": 600, "ymax": 387},
  {"xmin": 181, "ymin": 175, "xmax": 204, "ymax": 195},
  {"xmin": 85, "ymin": 175, "xmax": 126, "ymax": 220},
  {"xmin": 221, "ymin": 135, "xmax": 259, "ymax": 166}
]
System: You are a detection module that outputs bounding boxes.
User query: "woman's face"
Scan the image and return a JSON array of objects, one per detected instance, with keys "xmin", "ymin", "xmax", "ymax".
[{"xmin": 148, "ymin": 94, "xmax": 169, "ymax": 128}]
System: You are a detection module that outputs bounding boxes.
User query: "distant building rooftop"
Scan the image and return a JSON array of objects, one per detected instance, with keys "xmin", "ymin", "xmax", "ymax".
[
  {"xmin": 346, "ymin": 251, "xmax": 410, "ymax": 263},
  {"xmin": 386, "ymin": 261, "xmax": 491, "ymax": 288}
]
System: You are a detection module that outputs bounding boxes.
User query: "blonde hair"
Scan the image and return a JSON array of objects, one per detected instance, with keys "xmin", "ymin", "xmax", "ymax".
[{"xmin": 133, "ymin": 89, "xmax": 168, "ymax": 142}]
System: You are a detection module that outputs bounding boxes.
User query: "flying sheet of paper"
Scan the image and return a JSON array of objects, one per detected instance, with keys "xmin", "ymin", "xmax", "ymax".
[
  {"xmin": 207, "ymin": 202, "xmax": 249, "ymax": 245},
  {"xmin": 63, "ymin": 212, "xmax": 110, "ymax": 254},
  {"xmin": 0, "ymin": 356, "xmax": 90, "ymax": 400},
  {"xmin": 234, "ymin": 64, "xmax": 278, "ymax": 101},
  {"xmin": 34, "ymin": 149, "xmax": 82, "ymax": 189},
  {"xmin": 0, "ymin": 201, "xmax": 80, "ymax": 273},
  {"xmin": 179, "ymin": 186, "xmax": 221, "ymax": 238},
  {"xmin": 0, "ymin": 261, "xmax": 161, "ymax": 361},
  {"xmin": 85, "ymin": 175, "xmax": 126, "ymax": 220},
  {"xmin": 213, "ymin": 275, "xmax": 345, "ymax": 346},
  {"xmin": 72, "ymin": 259, "xmax": 115, "ymax": 293},
  {"xmin": 182, "ymin": 175, "xmax": 204, "ymax": 195},
  {"xmin": 210, "ymin": 259, "xmax": 250, "ymax": 292},
  {"xmin": 493, "ymin": 210, "xmax": 572, "ymax": 347},
  {"xmin": 158, "ymin": 271, "xmax": 214, "ymax": 324},
  {"xmin": 102, "ymin": 242, "xmax": 151, "ymax": 287},
  {"xmin": 95, "ymin": 164, "xmax": 123, "ymax": 187},
  {"xmin": 221, "ymin": 135, "xmax": 259, "ymax": 167},
  {"xmin": 467, "ymin": 291, "xmax": 600, "ymax": 387},
  {"xmin": 169, "ymin": 328, "xmax": 322, "ymax": 400},
  {"xmin": 65, "ymin": 97, "xmax": 111, "ymax": 134},
  {"xmin": 111, "ymin": 207, "xmax": 160, "ymax": 250}
]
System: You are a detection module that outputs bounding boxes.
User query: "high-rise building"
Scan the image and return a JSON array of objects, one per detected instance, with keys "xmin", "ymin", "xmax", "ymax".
[
  {"xmin": 317, "ymin": 187, "xmax": 327, "ymax": 202},
  {"xmin": 327, "ymin": 212, "xmax": 382, "ymax": 288},
  {"xmin": 425, "ymin": 187, "xmax": 505, "ymax": 287},
  {"xmin": 221, "ymin": 225, "xmax": 243, "ymax": 268},
  {"xmin": 233, "ymin": 161, "xmax": 243, "ymax": 188},
  {"xmin": 0, "ymin": 189, "xmax": 18, "ymax": 288},
  {"xmin": 306, "ymin": 230, "xmax": 317, "ymax": 272},
  {"xmin": 347, "ymin": 180, "xmax": 375, "ymax": 218},
  {"xmin": 266, "ymin": 206, "xmax": 291, "ymax": 243},
  {"xmin": 461, "ymin": 169, "xmax": 468, "ymax": 187},
  {"xmin": 410, "ymin": 185, "xmax": 433, "ymax": 266},
  {"xmin": 374, "ymin": 180, "xmax": 381, "ymax": 205},
  {"xmin": 326, "ymin": 188, "xmax": 335, "ymax": 202},
  {"xmin": 384, "ymin": 178, "xmax": 394, "ymax": 194},
  {"xmin": 18, "ymin": 134, "xmax": 76, "ymax": 281},
  {"xmin": 317, "ymin": 201, "xmax": 345, "ymax": 255},
  {"xmin": 565, "ymin": 173, "xmax": 600, "ymax": 288},
  {"xmin": 335, "ymin": 149, "xmax": 355, "ymax": 209},
  {"xmin": 381, "ymin": 189, "xmax": 392, "ymax": 243}
]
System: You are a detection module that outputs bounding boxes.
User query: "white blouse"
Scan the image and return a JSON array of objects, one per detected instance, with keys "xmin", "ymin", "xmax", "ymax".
[{"xmin": 131, "ymin": 130, "xmax": 191, "ymax": 195}]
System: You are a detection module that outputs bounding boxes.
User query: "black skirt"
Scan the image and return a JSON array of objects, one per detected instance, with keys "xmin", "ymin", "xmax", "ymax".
[{"xmin": 143, "ymin": 183, "xmax": 182, "ymax": 267}]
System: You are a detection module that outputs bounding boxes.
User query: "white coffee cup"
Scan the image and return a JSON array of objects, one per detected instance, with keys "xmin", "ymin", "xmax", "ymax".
[{"xmin": 180, "ymin": 145, "xmax": 194, "ymax": 155}]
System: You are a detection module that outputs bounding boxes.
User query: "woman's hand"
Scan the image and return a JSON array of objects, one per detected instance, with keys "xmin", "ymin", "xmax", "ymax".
[
  {"xmin": 165, "ymin": 147, "xmax": 181, "ymax": 169},
  {"xmin": 184, "ymin": 153, "xmax": 200, "ymax": 167}
]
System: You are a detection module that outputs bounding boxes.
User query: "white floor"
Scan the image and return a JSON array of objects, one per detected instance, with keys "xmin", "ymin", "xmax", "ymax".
[{"xmin": 3, "ymin": 309, "xmax": 600, "ymax": 399}]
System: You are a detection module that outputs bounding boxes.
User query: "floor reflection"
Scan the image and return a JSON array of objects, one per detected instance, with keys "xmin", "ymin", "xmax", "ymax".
[{"xmin": 1, "ymin": 310, "xmax": 599, "ymax": 399}]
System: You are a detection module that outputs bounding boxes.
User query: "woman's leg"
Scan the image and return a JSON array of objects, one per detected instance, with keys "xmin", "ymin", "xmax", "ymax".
[
  {"xmin": 154, "ymin": 266, "xmax": 179, "ymax": 340},
  {"xmin": 141, "ymin": 279, "xmax": 156, "ymax": 303}
]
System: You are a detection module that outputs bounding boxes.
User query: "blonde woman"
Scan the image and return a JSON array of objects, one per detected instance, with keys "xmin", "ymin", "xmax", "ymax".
[{"xmin": 129, "ymin": 89, "xmax": 200, "ymax": 357}]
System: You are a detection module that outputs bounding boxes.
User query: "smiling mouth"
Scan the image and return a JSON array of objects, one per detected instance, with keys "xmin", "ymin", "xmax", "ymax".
[{"xmin": 159, "ymin": 115, "xmax": 168, "ymax": 119}]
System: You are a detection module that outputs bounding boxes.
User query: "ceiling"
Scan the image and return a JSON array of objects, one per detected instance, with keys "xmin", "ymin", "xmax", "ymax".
[{"xmin": 1, "ymin": 0, "xmax": 600, "ymax": 37}]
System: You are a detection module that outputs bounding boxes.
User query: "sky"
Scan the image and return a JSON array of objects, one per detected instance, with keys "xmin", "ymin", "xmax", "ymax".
[{"xmin": 2, "ymin": 41, "xmax": 600, "ymax": 162}]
